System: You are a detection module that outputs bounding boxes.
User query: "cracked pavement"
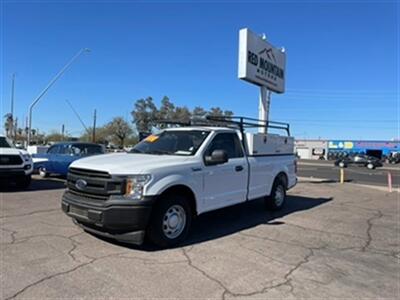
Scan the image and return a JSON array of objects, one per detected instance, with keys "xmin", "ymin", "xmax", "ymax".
[{"xmin": 1, "ymin": 177, "xmax": 399, "ymax": 299}]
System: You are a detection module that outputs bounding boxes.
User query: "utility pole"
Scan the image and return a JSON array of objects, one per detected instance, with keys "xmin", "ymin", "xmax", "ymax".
[
  {"xmin": 92, "ymin": 109, "xmax": 97, "ymax": 143},
  {"xmin": 27, "ymin": 48, "xmax": 91, "ymax": 145},
  {"xmin": 10, "ymin": 73, "xmax": 15, "ymax": 117},
  {"xmin": 61, "ymin": 124, "xmax": 65, "ymax": 139}
]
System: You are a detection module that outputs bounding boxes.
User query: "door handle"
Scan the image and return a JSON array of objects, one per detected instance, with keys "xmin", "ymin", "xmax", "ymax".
[{"xmin": 235, "ymin": 165, "xmax": 244, "ymax": 172}]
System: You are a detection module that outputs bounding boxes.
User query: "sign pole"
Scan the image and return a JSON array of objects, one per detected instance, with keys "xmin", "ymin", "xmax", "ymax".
[{"xmin": 258, "ymin": 86, "xmax": 270, "ymax": 134}]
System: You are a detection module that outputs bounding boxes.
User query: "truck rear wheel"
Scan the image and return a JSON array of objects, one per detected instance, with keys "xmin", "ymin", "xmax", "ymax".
[
  {"xmin": 265, "ymin": 178, "xmax": 286, "ymax": 211},
  {"xmin": 147, "ymin": 195, "xmax": 192, "ymax": 248}
]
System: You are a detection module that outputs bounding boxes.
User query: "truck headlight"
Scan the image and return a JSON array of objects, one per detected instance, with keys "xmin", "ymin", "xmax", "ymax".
[
  {"xmin": 124, "ymin": 175, "xmax": 151, "ymax": 200},
  {"xmin": 22, "ymin": 154, "xmax": 32, "ymax": 162}
]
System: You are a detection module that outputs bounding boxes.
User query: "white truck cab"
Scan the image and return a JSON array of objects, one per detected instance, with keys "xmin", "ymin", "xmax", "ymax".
[
  {"xmin": 62, "ymin": 117, "xmax": 297, "ymax": 248},
  {"xmin": 0, "ymin": 135, "xmax": 33, "ymax": 188}
]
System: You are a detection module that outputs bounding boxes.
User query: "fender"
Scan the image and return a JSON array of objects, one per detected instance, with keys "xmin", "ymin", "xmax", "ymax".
[
  {"xmin": 145, "ymin": 173, "xmax": 202, "ymax": 209},
  {"xmin": 266, "ymin": 165, "xmax": 290, "ymax": 196}
]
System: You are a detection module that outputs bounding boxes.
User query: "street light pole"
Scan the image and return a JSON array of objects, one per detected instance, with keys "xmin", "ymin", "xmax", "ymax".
[
  {"xmin": 10, "ymin": 73, "xmax": 16, "ymax": 139},
  {"xmin": 27, "ymin": 48, "xmax": 90, "ymax": 145}
]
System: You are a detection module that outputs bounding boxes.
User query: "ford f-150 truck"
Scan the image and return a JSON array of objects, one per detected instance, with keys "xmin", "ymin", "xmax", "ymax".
[{"xmin": 62, "ymin": 117, "xmax": 297, "ymax": 248}]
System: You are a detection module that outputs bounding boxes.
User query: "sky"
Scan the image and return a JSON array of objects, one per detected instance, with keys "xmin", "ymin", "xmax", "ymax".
[{"xmin": 1, "ymin": 0, "xmax": 398, "ymax": 140}]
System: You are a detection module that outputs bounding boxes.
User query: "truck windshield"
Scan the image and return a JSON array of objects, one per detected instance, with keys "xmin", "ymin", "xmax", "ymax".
[
  {"xmin": 131, "ymin": 130, "xmax": 210, "ymax": 156},
  {"xmin": 0, "ymin": 137, "xmax": 14, "ymax": 148}
]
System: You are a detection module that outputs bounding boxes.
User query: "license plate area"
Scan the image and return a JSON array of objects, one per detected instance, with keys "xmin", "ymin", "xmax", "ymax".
[{"xmin": 69, "ymin": 206, "xmax": 88, "ymax": 218}]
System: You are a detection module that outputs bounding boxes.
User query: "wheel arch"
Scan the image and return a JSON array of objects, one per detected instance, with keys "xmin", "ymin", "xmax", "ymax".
[
  {"xmin": 158, "ymin": 184, "xmax": 198, "ymax": 217},
  {"xmin": 275, "ymin": 171, "xmax": 288, "ymax": 189}
]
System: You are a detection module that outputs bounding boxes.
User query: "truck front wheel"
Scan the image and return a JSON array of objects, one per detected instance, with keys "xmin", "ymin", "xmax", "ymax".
[
  {"xmin": 16, "ymin": 175, "xmax": 31, "ymax": 189},
  {"xmin": 147, "ymin": 195, "xmax": 192, "ymax": 248},
  {"xmin": 265, "ymin": 178, "xmax": 287, "ymax": 211}
]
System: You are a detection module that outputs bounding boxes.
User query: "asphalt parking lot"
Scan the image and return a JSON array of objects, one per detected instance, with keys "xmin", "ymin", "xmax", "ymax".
[{"xmin": 1, "ymin": 176, "xmax": 399, "ymax": 299}]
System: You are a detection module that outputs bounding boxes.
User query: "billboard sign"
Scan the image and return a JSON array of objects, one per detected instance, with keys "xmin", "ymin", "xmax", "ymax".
[{"xmin": 238, "ymin": 28, "xmax": 286, "ymax": 93}]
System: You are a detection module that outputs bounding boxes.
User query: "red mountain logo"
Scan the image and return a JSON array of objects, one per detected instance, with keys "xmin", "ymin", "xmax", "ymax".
[{"xmin": 258, "ymin": 48, "xmax": 277, "ymax": 63}]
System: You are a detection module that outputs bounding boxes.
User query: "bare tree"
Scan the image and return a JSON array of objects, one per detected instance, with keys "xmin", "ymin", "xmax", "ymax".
[{"xmin": 107, "ymin": 117, "xmax": 133, "ymax": 148}]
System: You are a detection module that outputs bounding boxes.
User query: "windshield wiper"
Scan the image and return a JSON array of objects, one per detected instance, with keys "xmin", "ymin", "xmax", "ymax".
[
  {"xmin": 130, "ymin": 149, "xmax": 143, "ymax": 153},
  {"xmin": 147, "ymin": 150, "xmax": 173, "ymax": 155}
]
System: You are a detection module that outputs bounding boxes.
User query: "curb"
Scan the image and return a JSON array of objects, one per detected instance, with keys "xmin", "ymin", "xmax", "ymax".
[
  {"xmin": 297, "ymin": 176, "xmax": 399, "ymax": 193},
  {"xmin": 298, "ymin": 161, "xmax": 400, "ymax": 171}
]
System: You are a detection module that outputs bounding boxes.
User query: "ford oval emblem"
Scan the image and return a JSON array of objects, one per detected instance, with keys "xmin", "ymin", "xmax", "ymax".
[{"xmin": 75, "ymin": 179, "xmax": 87, "ymax": 191}]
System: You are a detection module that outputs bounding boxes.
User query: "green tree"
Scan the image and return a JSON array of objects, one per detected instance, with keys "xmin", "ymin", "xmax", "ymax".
[
  {"xmin": 173, "ymin": 106, "xmax": 191, "ymax": 124},
  {"xmin": 192, "ymin": 106, "xmax": 207, "ymax": 119},
  {"xmin": 3, "ymin": 113, "xmax": 13, "ymax": 138},
  {"xmin": 131, "ymin": 97, "xmax": 158, "ymax": 133},
  {"xmin": 158, "ymin": 96, "xmax": 175, "ymax": 120},
  {"xmin": 131, "ymin": 96, "xmax": 235, "ymax": 131},
  {"xmin": 209, "ymin": 107, "xmax": 224, "ymax": 117},
  {"xmin": 223, "ymin": 110, "xmax": 234, "ymax": 120},
  {"xmin": 46, "ymin": 131, "xmax": 66, "ymax": 142}
]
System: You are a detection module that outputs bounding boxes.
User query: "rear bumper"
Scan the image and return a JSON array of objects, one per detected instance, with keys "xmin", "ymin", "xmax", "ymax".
[
  {"xmin": 62, "ymin": 191, "xmax": 156, "ymax": 244},
  {"xmin": 288, "ymin": 176, "xmax": 297, "ymax": 190}
]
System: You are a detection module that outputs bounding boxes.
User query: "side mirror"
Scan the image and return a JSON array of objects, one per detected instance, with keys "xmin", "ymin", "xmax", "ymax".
[{"xmin": 205, "ymin": 150, "xmax": 228, "ymax": 166}]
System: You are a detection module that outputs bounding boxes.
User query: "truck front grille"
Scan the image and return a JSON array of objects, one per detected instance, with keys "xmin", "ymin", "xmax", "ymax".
[
  {"xmin": 0, "ymin": 155, "xmax": 23, "ymax": 165},
  {"xmin": 67, "ymin": 168, "xmax": 124, "ymax": 200}
]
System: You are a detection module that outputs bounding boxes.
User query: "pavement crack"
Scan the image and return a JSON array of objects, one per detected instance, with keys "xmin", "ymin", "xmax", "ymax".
[
  {"xmin": 5, "ymin": 250, "xmax": 129, "ymax": 300},
  {"xmin": 361, "ymin": 210, "xmax": 383, "ymax": 252},
  {"xmin": 5, "ymin": 260, "xmax": 95, "ymax": 300},
  {"xmin": 181, "ymin": 247, "xmax": 230, "ymax": 300},
  {"xmin": 0, "ymin": 227, "xmax": 18, "ymax": 244},
  {"xmin": 228, "ymin": 241, "xmax": 326, "ymax": 299}
]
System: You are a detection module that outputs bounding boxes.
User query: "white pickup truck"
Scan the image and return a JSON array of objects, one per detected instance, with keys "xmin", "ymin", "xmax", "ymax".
[
  {"xmin": 62, "ymin": 117, "xmax": 297, "ymax": 248},
  {"xmin": 0, "ymin": 135, "xmax": 33, "ymax": 188}
]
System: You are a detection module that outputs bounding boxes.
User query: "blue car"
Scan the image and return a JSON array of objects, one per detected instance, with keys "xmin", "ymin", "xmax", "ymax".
[{"xmin": 33, "ymin": 142, "xmax": 105, "ymax": 177}]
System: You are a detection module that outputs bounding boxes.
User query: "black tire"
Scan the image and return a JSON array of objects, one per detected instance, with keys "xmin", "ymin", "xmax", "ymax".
[
  {"xmin": 16, "ymin": 175, "xmax": 31, "ymax": 188},
  {"xmin": 265, "ymin": 176, "xmax": 287, "ymax": 211},
  {"xmin": 38, "ymin": 167, "xmax": 49, "ymax": 178},
  {"xmin": 147, "ymin": 194, "xmax": 192, "ymax": 248}
]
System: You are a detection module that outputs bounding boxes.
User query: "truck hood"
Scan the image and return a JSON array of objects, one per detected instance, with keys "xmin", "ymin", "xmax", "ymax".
[
  {"xmin": 0, "ymin": 148, "xmax": 28, "ymax": 156},
  {"xmin": 70, "ymin": 152, "xmax": 191, "ymax": 175}
]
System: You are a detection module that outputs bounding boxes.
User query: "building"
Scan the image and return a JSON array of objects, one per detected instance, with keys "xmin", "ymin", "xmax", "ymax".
[
  {"xmin": 294, "ymin": 140, "xmax": 328, "ymax": 160},
  {"xmin": 327, "ymin": 140, "xmax": 399, "ymax": 159},
  {"xmin": 295, "ymin": 139, "xmax": 400, "ymax": 160}
]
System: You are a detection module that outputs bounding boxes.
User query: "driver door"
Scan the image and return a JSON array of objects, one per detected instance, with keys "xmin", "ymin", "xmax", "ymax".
[{"xmin": 202, "ymin": 133, "xmax": 248, "ymax": 211}]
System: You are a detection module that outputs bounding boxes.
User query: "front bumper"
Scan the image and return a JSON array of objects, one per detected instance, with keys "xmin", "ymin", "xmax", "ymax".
[
  {"xmin": 62, "ymin": 191, "xmax": 156, "ymax": 244},
  {"xmin": 0, "ymin": 165, "xmax": 33, "ymax": 178}
]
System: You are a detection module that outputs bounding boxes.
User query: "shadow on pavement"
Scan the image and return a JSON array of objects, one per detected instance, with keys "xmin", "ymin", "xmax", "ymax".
[
  {"xmin": 98, "ymin": 195, "xmax": 332, "ymax": 251},
  {"xmin": 183, "ymin": 195, "xmax": 333, "ymax": 247},
  {"xmin": 301, "ymin": 179, "xmax": 353, "ymax": 184},
  {"xmin": 0, "ymin": 176, "xmax": 66, "ymax": 193}
]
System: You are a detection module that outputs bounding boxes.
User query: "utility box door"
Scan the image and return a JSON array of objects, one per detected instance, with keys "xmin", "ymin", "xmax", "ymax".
[{"xmin": 245, "ymin": 133, "xmax": 294, "ymax": 155}]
